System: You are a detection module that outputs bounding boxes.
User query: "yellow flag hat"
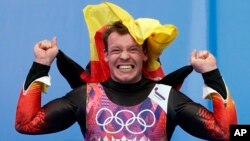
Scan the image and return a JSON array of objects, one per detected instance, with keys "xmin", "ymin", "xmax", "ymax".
[{"xmin": 81, "ymin": 2, "xmax": 178, "ymax": 82}]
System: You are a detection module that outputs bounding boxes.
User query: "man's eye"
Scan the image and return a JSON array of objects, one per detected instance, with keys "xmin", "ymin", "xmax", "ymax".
[
  {"xmin": 110, "ymin": 49, "xmax": 121, "ymax": 54},
  {"xmin": 129, "ymin": 47, "xmax": 140, "ymax": 52}
]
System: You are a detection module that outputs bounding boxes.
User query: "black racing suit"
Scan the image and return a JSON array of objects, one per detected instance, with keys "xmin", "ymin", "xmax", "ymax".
[{"xmin": 15, "ymin": 62, "xmax": 237, "ymax": 140}]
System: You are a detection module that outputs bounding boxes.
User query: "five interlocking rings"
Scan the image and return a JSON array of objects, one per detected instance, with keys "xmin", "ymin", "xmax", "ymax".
[{"xmin": 96, "ymin": 108, "xmax": 156, "ymax": 134}]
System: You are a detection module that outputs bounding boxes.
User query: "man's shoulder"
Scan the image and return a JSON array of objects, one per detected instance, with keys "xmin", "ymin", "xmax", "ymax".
[{"xmin": 69, "ymin": 84, "xmax": 87, "ymax": 95}]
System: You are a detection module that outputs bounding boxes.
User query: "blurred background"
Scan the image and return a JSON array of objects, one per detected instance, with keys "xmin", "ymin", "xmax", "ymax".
[{"xmin": 1, "ymin": 0, "xmax": 249, "ymax": 140}]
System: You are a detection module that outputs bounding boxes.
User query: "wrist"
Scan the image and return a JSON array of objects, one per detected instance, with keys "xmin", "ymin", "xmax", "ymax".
[
  {"xmin": 35, "ymin": 58, "xmax": 52, "ymax": 66},
  {"xmin": 199, "ymin": 65, "xmax": 217, "ymax": 73}
]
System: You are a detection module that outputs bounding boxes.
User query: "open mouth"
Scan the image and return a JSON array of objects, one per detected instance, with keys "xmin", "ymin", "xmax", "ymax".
[{"xmin": 117, "ymin": 65, "xmax": 135, "ymax": 72}]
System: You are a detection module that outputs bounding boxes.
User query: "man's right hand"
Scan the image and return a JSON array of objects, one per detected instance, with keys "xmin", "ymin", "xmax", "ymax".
[{"xmin": 34, "ymin": 37, "xmax": 59, "ymax": 66}]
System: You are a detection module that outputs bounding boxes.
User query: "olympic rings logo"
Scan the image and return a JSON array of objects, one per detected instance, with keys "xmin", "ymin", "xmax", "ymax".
[{"xmin": 96, "ymin": 108, "xmax": 156, "ymax": 134}]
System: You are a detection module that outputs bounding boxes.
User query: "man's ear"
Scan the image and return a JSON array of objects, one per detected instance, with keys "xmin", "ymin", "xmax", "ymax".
[
  {"xmin": 143, "ymin": 46, "xmax": 148, "ymax": 62},
  {"xmin": 143, "ymin": 53, "xmax": 148, "ymax": 62},
  {"xmin": 104, "ymin": 49, "xmax": 108, "ymax": 62},
  {"xmin": 142, "ymin": 41, "xmax": 149, "ymax": 62}
]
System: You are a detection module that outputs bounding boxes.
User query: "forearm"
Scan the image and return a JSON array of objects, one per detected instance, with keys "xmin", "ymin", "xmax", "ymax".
[
  {"xmin": 56, "ymin": 50, "xmax": 86, "ymax": 89},
  {"xmin": 202, "ymin": 69, "xmax": 227, "ymax": 99},
  {"xmin": 24, "ymin": 62, "xmax": 50, "ymax": 90}
]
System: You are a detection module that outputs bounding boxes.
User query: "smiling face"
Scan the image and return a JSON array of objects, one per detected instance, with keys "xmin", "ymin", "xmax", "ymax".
[{"xmin": 105, "ymin": 31, "xmax": 148, "ymax": 84}]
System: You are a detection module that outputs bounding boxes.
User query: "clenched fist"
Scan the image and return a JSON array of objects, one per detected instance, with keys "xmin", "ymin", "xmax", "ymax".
[
  {"xmin": 190, "ymin": 50, "xmax": 217, "ymax": 73},
  {"xmin": 34, "ymin": 37, "xmax": 59, "ymax": 66}
]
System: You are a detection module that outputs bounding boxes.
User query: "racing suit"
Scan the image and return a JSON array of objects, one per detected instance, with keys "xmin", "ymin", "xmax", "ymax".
[{"xmin": 15, "ymin": 62, "xmax": 237, "ymax": 140}]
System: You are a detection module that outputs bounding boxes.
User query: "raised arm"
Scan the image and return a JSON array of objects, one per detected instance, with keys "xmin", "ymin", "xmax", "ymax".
[
  {"xmin": 15, "ymin": 38, "xmax": 78, "ymax": 134},
  {"xmin": 181, "ymin": 50, "xmax": 237, "ymax": 140}
]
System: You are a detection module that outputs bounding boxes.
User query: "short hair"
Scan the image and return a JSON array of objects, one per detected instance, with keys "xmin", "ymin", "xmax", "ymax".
[
  {"xmin": 102, "ymin": 21, "xmax": 130, "ymax": 51},
  {"xmin": 102, "ymin": 21, "xmax": 148, "ymax": 53}
]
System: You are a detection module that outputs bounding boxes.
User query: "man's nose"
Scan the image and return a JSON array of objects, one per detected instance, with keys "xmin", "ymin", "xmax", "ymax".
[{"xmin": 120, "ymin": 51, "xmax": 130, "ymax": 60}]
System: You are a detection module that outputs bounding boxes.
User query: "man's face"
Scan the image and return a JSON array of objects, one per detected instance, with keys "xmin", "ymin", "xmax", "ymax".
[{"xmin": 105, "ymin": 32, "xmax": 148, "ymax": 84}]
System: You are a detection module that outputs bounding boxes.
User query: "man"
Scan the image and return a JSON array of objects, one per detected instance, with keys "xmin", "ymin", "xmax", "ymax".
[{"xmin": 15, "ymin": 21, "xmax": 237, "ymax": 140}]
